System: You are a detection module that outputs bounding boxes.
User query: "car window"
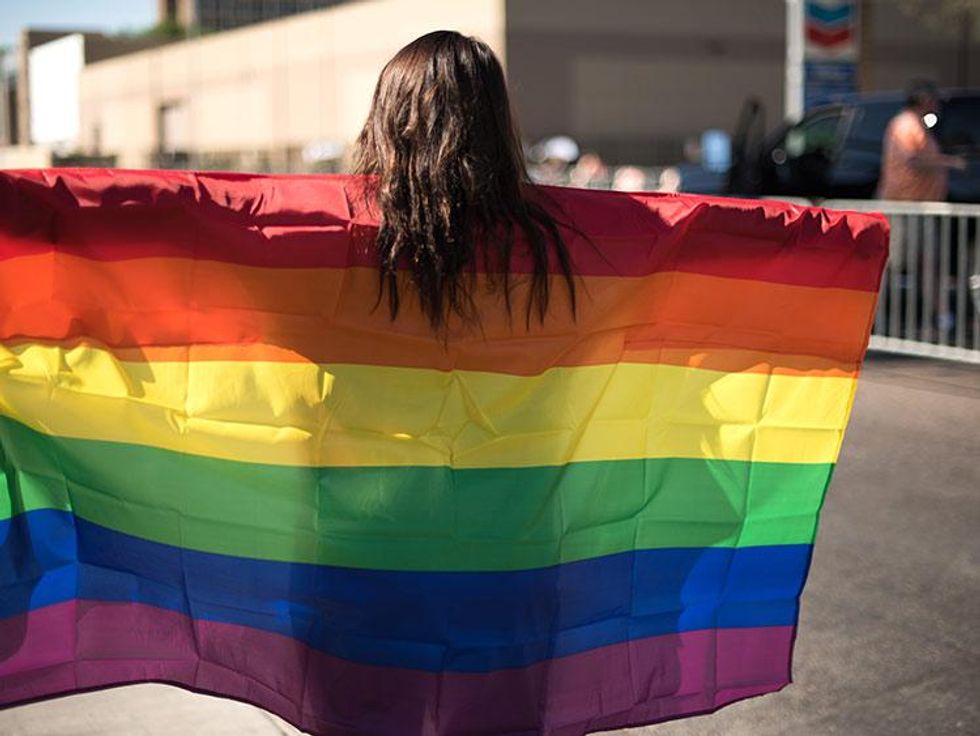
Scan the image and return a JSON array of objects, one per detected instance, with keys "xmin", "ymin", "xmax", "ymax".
[
  {"xmin": 784, "ymin": 112, "xmax": 846, "ymax": 159},
  {"xmin": 937, "ymin": 98, "xmax": 980, "ymax": 151},
  {"xmin": 846, "ymin": 101, "xmax": 902, "ymax": 152}
]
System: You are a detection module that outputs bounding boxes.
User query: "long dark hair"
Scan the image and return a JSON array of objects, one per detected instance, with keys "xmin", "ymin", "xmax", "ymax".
[{"xmin": 352, "ymin": 30, "xmax": 575, "ymax": 331}]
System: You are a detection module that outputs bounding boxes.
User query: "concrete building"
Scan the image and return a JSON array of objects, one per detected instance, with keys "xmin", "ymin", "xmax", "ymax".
[
  {"xmin": 13, "ymin": 30, "xmax": 171, "ymax": 149},
  {"xmin": 0, "ymin": 48, "xmax": 15, "ymax": 146},
  {"xmin": 69, "ymin": 0, "xmax": 980, "ymax": 170},
  {"xmin": 158, "ymin": 0, "xmax": 347, "ymax": 34}
]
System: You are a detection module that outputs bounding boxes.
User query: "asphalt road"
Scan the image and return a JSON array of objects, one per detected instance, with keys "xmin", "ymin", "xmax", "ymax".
[
  {"xmin": 614, "ymin": 353, "xmax": 980, "ymax": 736},
  {"xmin": 1, "ymin": 353, "xmax": 978, "ymax": 736}
]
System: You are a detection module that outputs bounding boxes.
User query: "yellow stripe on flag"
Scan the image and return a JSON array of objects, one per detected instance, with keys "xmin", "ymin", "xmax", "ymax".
[{"xmin": 0, "ymin": 342, "xmax": 856, "ymax": 468}]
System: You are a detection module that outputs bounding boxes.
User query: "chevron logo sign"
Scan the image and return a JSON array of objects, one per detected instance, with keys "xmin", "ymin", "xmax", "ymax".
[{"xmin": 805, "ymin": 0, "xmax": 859, "ymax": 60}]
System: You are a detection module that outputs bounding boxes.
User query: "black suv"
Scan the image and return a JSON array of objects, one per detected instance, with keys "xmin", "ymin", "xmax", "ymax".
[{"xmin": 728, "ymin": 90, "xmax": 980, "ymax": 202}]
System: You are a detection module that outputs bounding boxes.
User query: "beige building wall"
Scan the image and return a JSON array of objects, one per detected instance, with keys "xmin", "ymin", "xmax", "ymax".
[
  {"xmin": 505, "ymin": 0, "xmax": 786, "ymax": 164},
  {"xmin": 504, "ymin": 0, "xmax": 978, "ymax": 165},
  {"xmin": 859, "ymin": 2, "xmax": 980, "ymax": 92},
  {"xmin": 80, "ymin": 0, "xmax": 506, "ymax": 169},
  {"xmin": 79, "ymin": 0, "xmax": 978, "ymax": 170},
  {"xmin": 0, "ymin": 144, "xmax": 53, "ymax": 168}
]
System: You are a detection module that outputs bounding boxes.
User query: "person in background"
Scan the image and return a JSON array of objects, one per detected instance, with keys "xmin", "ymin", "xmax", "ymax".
[
  {"xmin": 568, "ymin": 152, "xmax": 609, "ymax": 188},
  {"xmin": 611, "ymin": 165, "xmax": 648, "ymax": 191},
  {"xmin": 877, "ymin": 80, "xmax": 967, "ymax": 201}
]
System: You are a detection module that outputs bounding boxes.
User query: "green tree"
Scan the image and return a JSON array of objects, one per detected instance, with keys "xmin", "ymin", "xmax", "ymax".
[{"xmin": 138, "ymin": 18, "xmax": 190, "ymax": 41}]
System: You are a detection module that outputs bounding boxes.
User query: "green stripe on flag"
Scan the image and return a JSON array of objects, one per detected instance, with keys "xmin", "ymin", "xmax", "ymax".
[{"xmin": 0, "ymin": 415, "xmax": 833, "ymax": 572}]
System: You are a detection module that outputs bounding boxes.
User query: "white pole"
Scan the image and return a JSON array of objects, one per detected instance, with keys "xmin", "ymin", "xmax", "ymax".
[{"xmin": 785, "ymin": 0, "xmax": 805, "ymax": 122}]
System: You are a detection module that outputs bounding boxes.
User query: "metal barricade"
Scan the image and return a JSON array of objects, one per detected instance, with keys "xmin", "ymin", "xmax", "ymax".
[
  {"xmin": 821, "ymin": 199, "xmax": 980, "ymax": 365},
  {"xmin": 552, "ymin": 182, "xmax": 979, "ymax": 364}
]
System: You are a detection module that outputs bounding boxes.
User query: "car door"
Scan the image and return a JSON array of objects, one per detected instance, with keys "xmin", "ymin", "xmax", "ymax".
[{"xmin": 762, "ymin": 107, "xmax": 849, "ymax": 197}]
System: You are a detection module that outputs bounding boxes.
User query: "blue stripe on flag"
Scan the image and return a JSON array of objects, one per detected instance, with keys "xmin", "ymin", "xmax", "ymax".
[{"xmin": 1, "ymin": 509, "xmax": 812, "ymax": 672}]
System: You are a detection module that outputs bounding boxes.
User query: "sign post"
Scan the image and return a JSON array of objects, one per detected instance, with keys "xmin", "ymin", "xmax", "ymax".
[
  {"xmin": 786, "ymin": 0, "xmax": 860, "ymax": 119},
  {"xmin": 804, "ymin": 0, "xmax": 860, "ymax": 109},
  {"xmin": 785, "ymin": 0, "xmax": 805, "ymax": 120}
]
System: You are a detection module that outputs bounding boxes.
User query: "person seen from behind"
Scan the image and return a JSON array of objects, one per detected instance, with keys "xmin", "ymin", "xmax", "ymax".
[
  {"xmin": 877, "ymin": 80, "xmax": 967, "ymax": 201},
  {"xmin": 351, "ymin": 30, "xmax": 576, "ymax": 333}
]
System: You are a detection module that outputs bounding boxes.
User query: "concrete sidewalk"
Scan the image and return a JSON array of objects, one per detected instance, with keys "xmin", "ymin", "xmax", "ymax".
[{"xmin": 1, "ymin": 354, "xmax": 978, "ymax": 735}]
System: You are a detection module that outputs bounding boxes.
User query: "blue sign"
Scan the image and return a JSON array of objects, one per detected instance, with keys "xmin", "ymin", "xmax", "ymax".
[{"xmin": 804, "ymin": 60, "xmax": 857, "ymax": 109}]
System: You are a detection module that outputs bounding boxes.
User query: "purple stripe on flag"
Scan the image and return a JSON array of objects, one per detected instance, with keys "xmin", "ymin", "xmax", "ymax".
[{"xmin": 0, "ymin": 601, "xmax": 795, "ymax": 735}]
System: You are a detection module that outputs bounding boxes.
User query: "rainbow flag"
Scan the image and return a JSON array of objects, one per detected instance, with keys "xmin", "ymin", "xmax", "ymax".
[{"xmin": 0, "ymin": 169, "xmax": 887, "ymax": 734}]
